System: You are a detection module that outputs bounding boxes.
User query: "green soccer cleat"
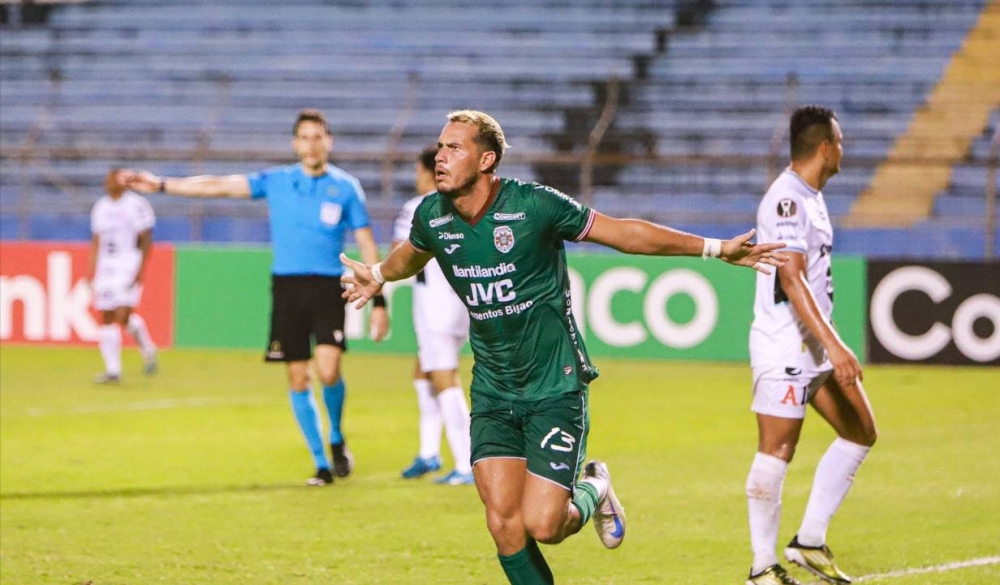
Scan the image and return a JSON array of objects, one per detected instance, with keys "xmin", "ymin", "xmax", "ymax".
[
  {"xmin": 784, "ymin": 535, "xmax": 852, "ymax": 584},
  {"xmin": 746, "ymin": 564, "xmax": 801, "ymax": 585}
]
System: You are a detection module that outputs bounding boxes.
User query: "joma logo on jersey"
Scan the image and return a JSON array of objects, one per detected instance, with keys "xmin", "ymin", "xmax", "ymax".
[
  {"xmin": 429, "ymin": 214, "xmax": 454, "ymax": 228},
  {"xmin": 465, "ymin": 279, "xmax": 516, "ymax": 306},
  {"xmin": 438, "ymin": 232, "xmax": 465, "ymax": 240},
  {"xmin": 493, "ymin": 212, "xmax": 526, "ymax": 221},
  {"xmin": 494, "ymin": 226, "xmax": 514, "ymax": 253}
]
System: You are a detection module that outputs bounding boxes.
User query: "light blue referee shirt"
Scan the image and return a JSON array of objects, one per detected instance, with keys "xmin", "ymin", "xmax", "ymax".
[{"xmin": 247, "ymin": 164, "xmax": 371, "ymax": 276}]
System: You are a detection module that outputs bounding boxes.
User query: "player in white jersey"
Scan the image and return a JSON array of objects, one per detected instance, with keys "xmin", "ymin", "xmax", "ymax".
[
  {"xmin": 88, "ymin": 169, "xmax": 158, "ymax": 383},
  {"xmin": 745, "ymin": 107, "xmax": 877, "ymax": 585},
  {"xmin": 396, "ymin": 147, "xmax": 473, "ymax": 485}
]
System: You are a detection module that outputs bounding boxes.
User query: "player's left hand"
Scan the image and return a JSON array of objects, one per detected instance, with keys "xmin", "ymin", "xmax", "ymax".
[
  {"xmin": 369, "ymin": 307, "xmax": 389, "ymax": 342},
  {"xmin": 340, "ymin": 253, "xmax": 383, "ymax": 309},
  {"xmin": 720, "ymin": 229, "xmax": 788, "ymax": 275}
]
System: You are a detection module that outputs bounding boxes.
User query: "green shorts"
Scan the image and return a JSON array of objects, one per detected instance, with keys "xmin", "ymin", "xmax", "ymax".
[{"xmin": 470, "ymin": 390, "xmax": 589, "ymax": 490}]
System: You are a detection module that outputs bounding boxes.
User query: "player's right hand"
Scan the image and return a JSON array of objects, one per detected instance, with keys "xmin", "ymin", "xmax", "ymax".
[
  {"xmin": 829, "ymin": 343, "xmax": 863, "ymax": 389},
  {"xmin": 340, "ymin": 253, "xmax": 383, "ymax": 309},
  {"xmin": 125, "ymin": 171, "xmax": 162, "ymax": 193}
]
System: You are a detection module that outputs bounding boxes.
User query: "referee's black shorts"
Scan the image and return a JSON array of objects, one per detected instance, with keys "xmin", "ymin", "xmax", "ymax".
[{"xmin": 265, "ymin": 275, "xmax": 347, "ymax": 362}]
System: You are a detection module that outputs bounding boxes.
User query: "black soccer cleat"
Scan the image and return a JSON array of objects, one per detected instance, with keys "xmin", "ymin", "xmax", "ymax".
[
  {"xmin": 307, "ymin": 467, "xmax": 334, "ymax": 486},
  {"xmin": 331, "ymin": 441, "xmax": 354, "ymax": 478}
]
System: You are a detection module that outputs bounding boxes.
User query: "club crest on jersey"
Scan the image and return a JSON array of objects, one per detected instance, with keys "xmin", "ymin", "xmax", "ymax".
[
  {"xmin": 777, "ymin": 198, "xmax": 797, "ymax": 218},
  {"xmin": 494, "ymin": 226, "xmax": 514, "ymax": 253}
]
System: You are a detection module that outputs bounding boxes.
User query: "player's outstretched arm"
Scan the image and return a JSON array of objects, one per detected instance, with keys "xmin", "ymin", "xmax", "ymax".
[
  {"xmin": 127, "ymin": 170, "xmax": 252, "ymax": 199},
  {"xmin": 583, "ymin": 212, "xmax": 787, "ymax": 274},
  {"xmin": 340, "ymin": 242, "xmax": 432, "ymax": 309}
]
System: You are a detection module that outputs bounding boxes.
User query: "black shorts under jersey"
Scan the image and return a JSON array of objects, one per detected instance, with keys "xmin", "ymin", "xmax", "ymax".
[{"xmin": 265, "ymin": 275, "xmax": 347, "ymax": 362}]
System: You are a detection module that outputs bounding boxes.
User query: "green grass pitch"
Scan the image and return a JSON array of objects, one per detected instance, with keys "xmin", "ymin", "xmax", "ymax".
[{"xmin": 1, "ymin": 346, "xmax": 998, "ymax": 584}]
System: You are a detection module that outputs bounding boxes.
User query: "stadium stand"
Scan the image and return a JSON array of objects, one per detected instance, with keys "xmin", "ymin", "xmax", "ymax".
[
  {"xmin": 847, "ymin": 4, "xmax": 1000, "ymax": 226},
  {"xmin": 0, "ymin": 0, "xmax": 996, "ymax": 258}
]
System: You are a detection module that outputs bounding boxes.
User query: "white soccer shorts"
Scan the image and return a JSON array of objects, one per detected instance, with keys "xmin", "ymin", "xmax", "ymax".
[
  {"xmin": 751, "ymin": 369, "xmax": 832, "ymax": 419},
  {"xmin": 92, "ymin": 279, "xmax": 143, "ymax": 311},
  {"xmin": 416, "ymin": 329, "xmax": 466, "ymax": 373}
]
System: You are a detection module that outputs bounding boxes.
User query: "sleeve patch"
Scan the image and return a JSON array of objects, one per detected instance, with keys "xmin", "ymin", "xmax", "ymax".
[{"xmin": 777, "ymin": 198, "xmax": 797, "ymax": 218}]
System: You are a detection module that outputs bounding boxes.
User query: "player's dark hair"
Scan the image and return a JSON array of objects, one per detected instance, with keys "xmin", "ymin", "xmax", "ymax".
[
  {"xmin": 790, "ymin": 105, "xmax": 837, "ymax": 161},
  {"xmin": 104, "ymin": 167, "xmax": 124, "ymax": 194},
  {"xmin": 419, "ymin": 145, "xmax": 437, "ymax": 172},
  {"xmin": 293, "ymin": 108, "xmax": 331, "ymax": 136},
  {"xmin": 446, "ymin": 109, "xmax": 509, "ymax": 173}
]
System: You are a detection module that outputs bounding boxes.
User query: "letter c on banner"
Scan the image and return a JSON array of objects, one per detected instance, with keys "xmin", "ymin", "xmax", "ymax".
[
  {"xmin": 588, "ymin": 267, "xmax": 646, "ymax": 347},
  {"xmin": 870, "ymin": 266, "xmax": 951, "ymax": 360},
  {"xmin": 952, "ymin": 294, "xmax": 1000, "ymax": 362},
  {"xmin": 644, "ymin": 269, "xmax": 718, "ymax": 349}
]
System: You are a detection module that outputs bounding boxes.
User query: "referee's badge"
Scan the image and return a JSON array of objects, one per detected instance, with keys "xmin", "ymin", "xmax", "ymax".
[
  {"xmin": 320, "ymin": 202, "xmax": 342, "ymax": 226},
  {"xmin": 494, "ymin": 226, "xmax": 514, "ymax": 253}
]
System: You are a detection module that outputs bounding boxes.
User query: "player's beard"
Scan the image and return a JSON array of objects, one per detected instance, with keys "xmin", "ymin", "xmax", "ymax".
[{"xmin": 437, "ymin": 171, "xmax": 478, "ymax": 199}]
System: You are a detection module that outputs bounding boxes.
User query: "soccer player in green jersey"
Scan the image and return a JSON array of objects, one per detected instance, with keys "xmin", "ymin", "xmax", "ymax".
[{"xmin": 342, "ymin": 110, "xmax": 788, "ymax": 585}]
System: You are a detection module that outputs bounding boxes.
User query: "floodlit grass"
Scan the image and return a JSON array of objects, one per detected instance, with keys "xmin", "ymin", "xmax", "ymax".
[{"xmin": 1, "ymin": 346, "xmax": 998, "ymax": 584}]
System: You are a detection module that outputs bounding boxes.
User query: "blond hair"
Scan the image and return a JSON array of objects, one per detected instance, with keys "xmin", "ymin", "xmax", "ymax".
[{"xmin": 447, "ymin": 109, "xmax": 509, "ymax": 173}]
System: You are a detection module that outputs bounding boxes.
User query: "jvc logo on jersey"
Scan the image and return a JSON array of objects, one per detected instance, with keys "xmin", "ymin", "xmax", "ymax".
[
  {"xmin": 540, "ymin": 427, "xmax": 576, "ymax": 453},
  {"xmin": 438, "ymin": 232, "xmax": 464, "ymax": 240},
  {"xmin": 465, "ymin": 279, "xmax": 516, "ymax": 306}
]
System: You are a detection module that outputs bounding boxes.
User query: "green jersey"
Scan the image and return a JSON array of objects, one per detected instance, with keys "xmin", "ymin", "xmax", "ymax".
[{"xmin": 409, "ymin": 177, "xmax": 599, "ymax": 400}]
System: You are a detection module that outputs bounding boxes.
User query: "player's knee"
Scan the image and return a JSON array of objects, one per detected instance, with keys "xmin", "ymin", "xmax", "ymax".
[
  {"xmin": 287, "ymin": 370, "xmax": 311, "ymax": 391},
  {"xmin": 857, "ymin": 425, "xmax": 878, "ymax": 447},
  {"xmin": 840, "ymin": 420, "xmax": 878, "ymax": 448},
  {"xmin": 317, "ymin": 372, "xmax": 341, "ymax": 387},
  {"xmin": 522, "ymin": 510, "xmax": 566, "ymax": 545},
  {"xmin": 760, "ymin": 442, "xmax": 796, "ymax": 463},
  {"xmin": 484, "ymin": 511, "xmax": 520, "ymax": 541}
]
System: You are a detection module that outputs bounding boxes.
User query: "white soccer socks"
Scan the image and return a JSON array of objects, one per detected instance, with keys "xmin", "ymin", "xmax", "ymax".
[
  {"xmin": 437, "ymin": 386, "xmax": 472, "ymax": 474},
  {"xmin": 98, "ymin": 324, "xmax": 122, "ymax": 376},
  {"xmin": 747, "ymin": 452, "xmax": 789, "ymax": 574},
  {"xmin": 797, "ymin": 438, "xmax": 871, "ymax": 547},
  {"xmin": 126, "ymin": 313, "xmax": 157, "ymax": 360},
  {"xmin": 414, "ymin": 379, "xmax": 443, "ymax": 460}
]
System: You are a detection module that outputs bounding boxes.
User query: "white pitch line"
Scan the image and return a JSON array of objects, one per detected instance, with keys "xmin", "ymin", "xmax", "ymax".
[
  {"xmin": 6, "ymin": 396, "xmax": 279, "ymax": 418},
  {"xmin": 846, "ymin": 556, "xmax": 1000, "ymax": 582}
]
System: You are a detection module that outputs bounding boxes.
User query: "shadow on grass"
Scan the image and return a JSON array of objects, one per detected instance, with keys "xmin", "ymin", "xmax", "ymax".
[{"xmin": 0, "ymin": 482, "xmax": 314, "ymax": 500}]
